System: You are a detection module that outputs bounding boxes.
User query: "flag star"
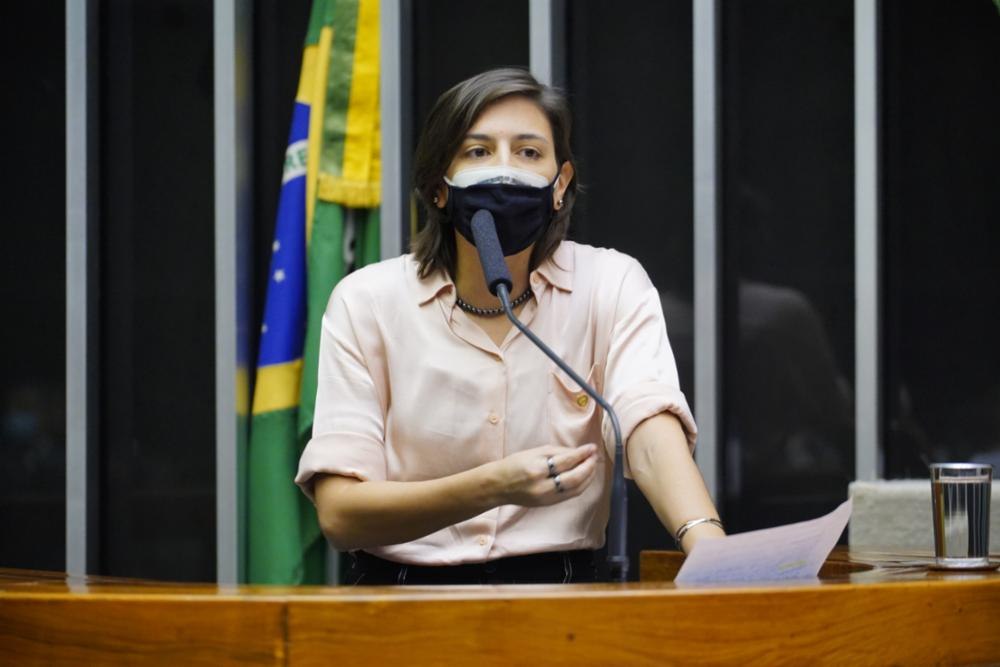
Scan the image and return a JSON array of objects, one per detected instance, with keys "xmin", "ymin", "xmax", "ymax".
[
  {"xmin": 274, "ymin": 269, "xmax": 286, "ymax": 283},
  {"xmin": 272, "ymin": 240, "xmax": 281, "ymax": 252},
  {"xmin": 261, "ymin": 323, "xmax": 268, "ymax": 334}
]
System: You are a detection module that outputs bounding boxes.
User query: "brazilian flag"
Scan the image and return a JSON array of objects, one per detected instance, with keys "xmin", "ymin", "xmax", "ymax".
[{"xmin": 247, "ymin": 0, "xmax": 382, "ymax": 585}]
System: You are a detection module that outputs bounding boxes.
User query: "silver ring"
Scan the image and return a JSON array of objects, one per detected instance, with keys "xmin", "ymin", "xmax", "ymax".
[
  {"xmin": 553, "ymin": 474, "xmax": 564, "ymax": 493},
  {"xmin": 546, "ymin": 456, "xmax": 557, "ymax": 478}
]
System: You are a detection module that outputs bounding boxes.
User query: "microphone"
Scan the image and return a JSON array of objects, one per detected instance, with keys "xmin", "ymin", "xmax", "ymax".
[
  {"xmin": 470, "ymin": 210, "xmax": 513, "ymax": 296},
  {"xmin": 470, "ymin": 210, "xmax": 629, "ymax": 583}
]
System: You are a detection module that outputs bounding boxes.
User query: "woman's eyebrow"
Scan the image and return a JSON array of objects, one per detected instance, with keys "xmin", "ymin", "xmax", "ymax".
[
  {"xmin": 514, "ymin": 133, "xmax": 550, "ymax": 144},
  {"xmin": 462, "ymin": 132, "xmax": 550, "ymax": 144}
]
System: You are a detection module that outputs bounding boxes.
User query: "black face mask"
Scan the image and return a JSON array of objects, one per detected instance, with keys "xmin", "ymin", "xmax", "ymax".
[{"xmin": 446, "ymin": 176, "xmax": 557, "ymax": 256}]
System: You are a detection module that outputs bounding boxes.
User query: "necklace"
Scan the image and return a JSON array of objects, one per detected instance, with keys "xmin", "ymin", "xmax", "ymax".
[{"xmin": 455, "ymin": 287, "xmax": 534, "ymax": 317}]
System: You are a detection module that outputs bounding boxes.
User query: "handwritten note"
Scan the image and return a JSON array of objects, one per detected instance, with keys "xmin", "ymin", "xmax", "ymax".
[{"xmin": 674, "ymin": 498, "xmax": 853, "ymax": 585}]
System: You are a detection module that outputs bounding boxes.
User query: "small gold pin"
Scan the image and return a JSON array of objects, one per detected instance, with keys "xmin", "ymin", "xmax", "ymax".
[{"xmin": 576, "ymin": 395, "xmax": 589, "ymax": 408}]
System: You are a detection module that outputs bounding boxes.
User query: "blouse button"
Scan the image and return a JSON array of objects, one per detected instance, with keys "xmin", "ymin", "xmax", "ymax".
[
  {"xmin": 576, "ymin": 395, "xmax": 589, "ymax": 408},
  {"xmin": 478, "ymin": 536, "xmax": 488, "ymax": 546},
  {"xmin": 488, "ymin": 413, "xmax": 500, "ymax": 424}
]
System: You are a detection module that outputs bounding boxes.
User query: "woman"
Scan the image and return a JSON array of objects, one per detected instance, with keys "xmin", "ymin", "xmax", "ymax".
[{"xmin": 295, "ymin": 68, "xmax": 724, "ymax": 585}]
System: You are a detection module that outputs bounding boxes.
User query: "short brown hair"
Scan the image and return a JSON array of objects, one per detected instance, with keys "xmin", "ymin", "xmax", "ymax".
[{"xmin": 411, "ymin": 68, "xmax": 577, "ymax": 279}]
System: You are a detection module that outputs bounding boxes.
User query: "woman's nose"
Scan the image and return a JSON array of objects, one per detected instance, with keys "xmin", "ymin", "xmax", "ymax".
[{"xmin": 495, "ymin": 143, "xmax": 513, "ymax": 165}]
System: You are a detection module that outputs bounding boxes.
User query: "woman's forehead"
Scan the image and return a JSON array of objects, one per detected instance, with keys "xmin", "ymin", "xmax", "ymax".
[{"xmin": 466, "ymin": 96, "xmax": 553, "ymax": 140}]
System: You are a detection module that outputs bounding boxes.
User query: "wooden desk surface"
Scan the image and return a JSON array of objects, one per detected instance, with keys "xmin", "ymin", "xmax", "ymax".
[{"xmin": 2, "ymin": 548, "xmax": 999, "ymax": 665}]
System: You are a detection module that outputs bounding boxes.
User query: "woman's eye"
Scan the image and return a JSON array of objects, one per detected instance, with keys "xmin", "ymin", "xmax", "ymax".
[
  {"xmin": 466, "ymin": 147, "xmax": 488, "ymax": 158},
  {"xmin": 519, "ymin": 147, "xmax": 541, "ymax": 159}
]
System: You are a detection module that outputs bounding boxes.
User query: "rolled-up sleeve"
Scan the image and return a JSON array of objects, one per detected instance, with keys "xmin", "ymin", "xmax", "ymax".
[
  {"xmin": 295, "ymin": 279, "xmax": 388, "ymax": 502},
  {"xmin": 601, "ymin": 258, "xmax": 697, "ymax": 478}
]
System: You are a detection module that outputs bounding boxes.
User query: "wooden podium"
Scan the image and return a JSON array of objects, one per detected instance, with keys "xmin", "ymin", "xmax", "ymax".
[{"xmin": 3, "ymin": 548, "xmax": 999, "ymax": 665}]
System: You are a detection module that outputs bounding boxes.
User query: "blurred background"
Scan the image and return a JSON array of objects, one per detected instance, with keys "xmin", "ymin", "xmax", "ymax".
[{"xmin": 2, "ymin": 0, "xmax": 998, "ymax": 582}]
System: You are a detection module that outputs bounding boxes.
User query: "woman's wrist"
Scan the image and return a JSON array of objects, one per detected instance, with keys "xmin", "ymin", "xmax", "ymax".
[
  {"xmin": 679, "ymin": 522, "xmax": 726, "ymax": 554},
  {"xmin": 477, "ymin": 459, "xmax": 511, "ymax": 508}
]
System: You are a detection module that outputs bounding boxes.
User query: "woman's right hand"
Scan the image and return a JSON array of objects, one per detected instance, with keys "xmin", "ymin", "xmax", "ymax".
[{"xmin": 491, "ymin": 443, "xmax": 599, "ymax": 507}]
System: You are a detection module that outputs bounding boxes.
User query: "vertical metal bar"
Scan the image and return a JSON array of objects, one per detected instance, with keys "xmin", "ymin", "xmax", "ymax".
[
  {"xmin": 693, "ymin": 0, "xmax": 720, "ymax": 501},
  {"xmin": 855, "ymin": 0, "xmax": 881, "ymax": 481},
  {"xmin": 529, "ymin": 0, "xmax": 553, "ymax": 85},
  {"xmin": 380, "ymin": 0, "xmax": 404, "ymax": 260},
  {"xmin": 214, "ymin": 0, "xmax": 253, "ymax": 584},
  {"xmin": 66, "ymin": 0, "xmax": 95, "ymax": 576},
  {"xmin": 530, "ymin": 0, "xmax": 566, "ymax": 88}
]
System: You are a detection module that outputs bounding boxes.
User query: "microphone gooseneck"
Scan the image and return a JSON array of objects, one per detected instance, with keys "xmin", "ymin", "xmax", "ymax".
[
  {"xmin": 470, "ymin": 210, "xmax": 513, "ymax": 296},
  {"xmin": 471, "ymin": 209, "xmax": 629, "ymax": 583}
]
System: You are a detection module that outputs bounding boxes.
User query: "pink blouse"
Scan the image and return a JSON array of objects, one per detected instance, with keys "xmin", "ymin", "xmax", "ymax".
[{"xmin": 295, "ymin": 241, "xmax": 696, "ymax": 565}]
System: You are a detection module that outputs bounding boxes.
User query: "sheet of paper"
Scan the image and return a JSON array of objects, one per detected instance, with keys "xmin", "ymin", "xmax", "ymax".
[{"xmin": 674, "ymin": 498, "xmax": 852, "ymax": 585}]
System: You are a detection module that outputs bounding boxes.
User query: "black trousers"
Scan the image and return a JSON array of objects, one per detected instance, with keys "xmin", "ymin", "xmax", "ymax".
[{"xmin": 346, "ymin": 549, "xmax": 599, "ymax": 585}]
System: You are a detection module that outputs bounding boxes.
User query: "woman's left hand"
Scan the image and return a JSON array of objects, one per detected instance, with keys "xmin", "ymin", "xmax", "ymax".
[{"xmin": 489, "ymin": 443, "xmax": 599, "ymax": 507}]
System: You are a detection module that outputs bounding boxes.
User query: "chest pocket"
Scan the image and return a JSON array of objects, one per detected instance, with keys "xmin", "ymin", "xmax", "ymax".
[{"xmin": 547, "ymin": 363, "xmax": 602, "ymax": 449}]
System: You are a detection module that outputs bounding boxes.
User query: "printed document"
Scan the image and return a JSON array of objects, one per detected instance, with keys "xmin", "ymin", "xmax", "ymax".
[{"xmin": 674, "ymin": 498, "xmax": 853, "ymax": 584}]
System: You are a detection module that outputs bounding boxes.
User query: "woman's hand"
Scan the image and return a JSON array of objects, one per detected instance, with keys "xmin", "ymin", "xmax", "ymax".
[{"xmin": 491, "ymin": 443, "xmax": 599, "ymax": 507}]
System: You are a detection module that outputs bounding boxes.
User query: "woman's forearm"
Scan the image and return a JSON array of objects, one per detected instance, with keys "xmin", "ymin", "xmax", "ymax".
[
  {"xmin": 627, "ymin": 412, "xmax": 726, "ymax": 552},
  {"xmin": 313, "ymin": 464, "xmax": 504, "ymax": 551},
  {"xmin": 313, "ymin": 443, "xmax": 598, "ymax": 551}
]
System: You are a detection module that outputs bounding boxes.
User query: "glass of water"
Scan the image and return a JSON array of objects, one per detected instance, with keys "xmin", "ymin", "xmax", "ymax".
[{"xmin": 930, "ymin": 463, "xmax": 993, "ymax": 568}]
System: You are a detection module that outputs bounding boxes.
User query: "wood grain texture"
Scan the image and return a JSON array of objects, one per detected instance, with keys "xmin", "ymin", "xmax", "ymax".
[
  {"xmin": 3, "ymin": 550, "xmax": 1000, "ymax": 666},
  {"xmin": 640, "ymin": 549, "xmax": 686, "ymax": 582},
  {"xmin": 287, "ymin": 579, "xmax": 1000, "ymax": 666},
  {"xmin": 0, "ymin": 596, "xmax": 285, "ymax": 666}
]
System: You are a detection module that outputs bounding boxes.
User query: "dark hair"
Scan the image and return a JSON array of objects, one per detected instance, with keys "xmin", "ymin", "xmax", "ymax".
[{"xmin": 411, "ymin": 68, "xmax": 577, "ymax": 279}]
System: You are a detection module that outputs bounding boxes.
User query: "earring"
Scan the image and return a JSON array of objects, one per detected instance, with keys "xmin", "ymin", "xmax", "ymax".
[
  {"xmin": 558, "ymin": 198, "xmax": 564, "ymax": 207},
  {"xmin": 433, "ymin": 195, "xmax": 439, "ymax": 204}
]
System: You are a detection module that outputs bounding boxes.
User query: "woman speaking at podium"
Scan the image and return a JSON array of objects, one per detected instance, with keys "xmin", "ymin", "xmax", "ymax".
[{"xmin": 295, "ymin": 68, "xmax": 724, "ymax": 584}]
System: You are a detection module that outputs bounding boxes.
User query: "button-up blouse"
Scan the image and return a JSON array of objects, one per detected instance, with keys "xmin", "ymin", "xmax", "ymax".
[{"xmin": 295, "ymin": 241, "xmax": 696, "ymax": 565}]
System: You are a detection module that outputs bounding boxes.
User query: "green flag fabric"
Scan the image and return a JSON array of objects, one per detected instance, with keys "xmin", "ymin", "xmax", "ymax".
[{"xmin": 247, "ymin": 0, "xmax": 382, "ymax": 585}]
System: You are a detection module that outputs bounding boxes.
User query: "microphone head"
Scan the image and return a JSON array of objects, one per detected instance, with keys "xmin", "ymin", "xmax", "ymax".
[{"xmin": 470, "ymin": 210, "xmax": 513, "ymax": 296}]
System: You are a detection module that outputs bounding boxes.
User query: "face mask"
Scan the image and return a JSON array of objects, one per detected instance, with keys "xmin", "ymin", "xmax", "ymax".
[{"xmin": 445, "ymin": 166, "xmax": 558, "ymax": 256}]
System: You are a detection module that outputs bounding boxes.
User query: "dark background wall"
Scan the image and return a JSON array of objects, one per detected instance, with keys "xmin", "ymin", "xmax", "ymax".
[
  {"xmin": 720, "ymin": 0, "xmax": 856, "ymax": 532},
  {"xmin": 882, "ymin": 0, "xmax": 1000, "ymax": 477},
  {"xmin": 95, "ymin": 0, "xmax": 216, "ymax": 580},
  {"xmin": 0, "ymin": 1, "xmax": 67, "ymax": 572}
]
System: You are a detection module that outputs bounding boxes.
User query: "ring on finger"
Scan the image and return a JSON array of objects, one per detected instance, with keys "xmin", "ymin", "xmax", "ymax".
[
  {"xmin": 553, "ymin": 474, "xmax": 564, "ymax": 493},
  {"xmin": 546, "ymin": 456, "xmax": 557, "ymax": 478}
]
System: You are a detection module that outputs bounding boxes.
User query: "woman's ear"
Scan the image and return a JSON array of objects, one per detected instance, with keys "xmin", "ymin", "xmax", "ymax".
[
  {"xmin": 553, "ymin": 161, "xmax": 575, "ymax": 209},
  {"xmin": 434, "ymin": 183, "xmax": 448, "ymax": 208}
]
